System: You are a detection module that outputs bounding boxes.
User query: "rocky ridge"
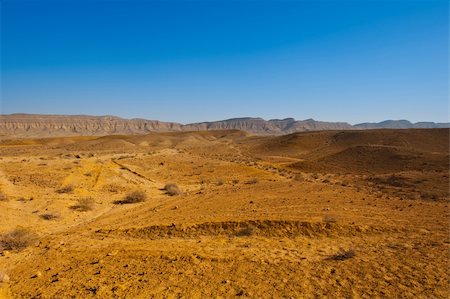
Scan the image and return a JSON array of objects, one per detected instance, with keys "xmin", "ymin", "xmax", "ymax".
[{"xmin": 0, "ymin": 114, "xmax": 448, "ymax": 137}]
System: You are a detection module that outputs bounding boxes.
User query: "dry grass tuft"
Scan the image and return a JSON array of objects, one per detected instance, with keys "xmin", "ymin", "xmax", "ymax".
[
  {"xmin": 39, "ymin": 212, "xmax": 60, "ymax": 220},
  {"xmin": 164, "ymin": 184, "xmax": 182, "ymax": 196},
  {"xmin": 114, "ymin": 191, "xmax": 147, "ymax": 204},
  {"xmin": 0, "ymin": 227, "xmax": 38, "ymax": 252},
  {"xmin": 103, "ymin": 183, "xmax": 125, "ymax": 193},
  {"xmin": 56, "ymin": 184, "xmax": 74, "ymax": 194},
  {"xmin": 70, "ymin": 197, "xmax": 95, "ymax": 211}
]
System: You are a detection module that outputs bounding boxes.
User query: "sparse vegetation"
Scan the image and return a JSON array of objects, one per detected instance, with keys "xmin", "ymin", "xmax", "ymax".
[
  {"xmin": 236, "ymin": 226, "xmax": 255, "ymax": 237},
  {"xmin": 246, "ymin": 178, "xmax": 259, "ymax": 184},
  {"xmin": 323, "ymin": 215, "xmax": 337, "ymax": 223},
  {"xmin": 0, "ymin": 227, "xmax": 38, "ymax": 252},
  {"xmin": 293, "ymin": 174, "xmax": 304, "ymax": 182},
  {"xmin": 0, "ymin": 192, "xmax": 7, "ymax": 202},
  {"xmin": 17, "ymin": 197, "xmax": 33, "ymax": 202},
  {"xmin": 56, "ymin": 184, "xmax": 74, "ymax": 194},
  {"xmin": 164, "ymin": 184, "xmax": 182, "ymax": 196},
  {"xmin": 39, "ymin": 212, "xmax": 60, "ymax": 220},
  {"xmin": 328, "ymin": 249, "xmax": 356, "ymax": 261},
  {"xmin": 114, "ymin": 191, "xmax": 147, "ymax": 204},
  {"xmin": 217, "ymin": 179, "xmax": 225, "ymax": 186},
  {"xmin": 103, "ymin": 183, "xmax": 125, "ymax": 193},
  {"xmin": 70, "ymin": 197, "xmax": 95, "ymax": 211},
  {"xmin": 420, "ymin": 192, "xmax": 439, "ymax": 201},
  {"xmin": 232, "ymin": 179, "xmax": 240, "ymax": 184},
  {"xmin": 340, "ymin": 180, "xmax": 349, "ymax": 187}
]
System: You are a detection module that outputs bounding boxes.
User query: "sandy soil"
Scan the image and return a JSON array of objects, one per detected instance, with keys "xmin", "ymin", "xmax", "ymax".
[{"xmin": 0, "ymin": 129, "xmax": 448, "ymax": 298}]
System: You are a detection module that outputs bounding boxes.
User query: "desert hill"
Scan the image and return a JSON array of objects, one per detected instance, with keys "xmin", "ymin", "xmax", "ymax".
[
  {"xmin": 0, "ymin": 128, "xmax": 448, "ymax": 298},
  {"xmin": 1, "ymin": 113, "xmax": 448, "ymax": 137}
]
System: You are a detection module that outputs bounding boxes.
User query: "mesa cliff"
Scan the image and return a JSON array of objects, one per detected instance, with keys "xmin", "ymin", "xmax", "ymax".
[{"xmin": 0, "ymin": 114, "xmax": 448, "ymax": 137}]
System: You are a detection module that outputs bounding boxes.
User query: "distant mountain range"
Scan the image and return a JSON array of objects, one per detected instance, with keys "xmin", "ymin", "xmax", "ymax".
[{"xmin": 0, "ymin": 114, "xmax": 448, "ymax": 137}]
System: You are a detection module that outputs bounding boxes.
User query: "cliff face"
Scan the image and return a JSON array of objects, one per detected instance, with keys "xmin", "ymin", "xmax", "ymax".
[
  {"xmin": 0, "ymin": 114, "xmax": 448, "ymax": 137},
  {"xmin": 0, "ymin": 114, "xmax": 183, "ymax": 137}
]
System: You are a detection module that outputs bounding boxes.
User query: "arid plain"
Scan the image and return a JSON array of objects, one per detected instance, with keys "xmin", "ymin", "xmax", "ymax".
[{"xmin": 0, "ymin": 128, "xmax": 448, "ymax": 298}]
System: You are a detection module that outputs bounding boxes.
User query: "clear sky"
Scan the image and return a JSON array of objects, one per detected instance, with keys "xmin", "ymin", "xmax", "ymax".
[{"xmin": 1, "ymin": 0, "xmax": 448, "ymax": 124}]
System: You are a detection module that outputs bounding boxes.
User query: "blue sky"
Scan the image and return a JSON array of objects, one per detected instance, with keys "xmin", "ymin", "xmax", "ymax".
[{"xmin": 1, "ymin": 0, "xmax": 448, "ymax": 124}]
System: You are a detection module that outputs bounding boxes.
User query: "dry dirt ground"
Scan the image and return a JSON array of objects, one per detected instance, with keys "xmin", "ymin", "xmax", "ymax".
[{"xmin": 0, "ymin": 129, "xmax": 448, "ymax": 298}]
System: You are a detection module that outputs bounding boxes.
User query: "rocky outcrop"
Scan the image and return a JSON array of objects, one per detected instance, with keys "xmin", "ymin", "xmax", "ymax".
[{"xmin": 0, "ymin": 114, "xmax": 183, "ymax": 137}]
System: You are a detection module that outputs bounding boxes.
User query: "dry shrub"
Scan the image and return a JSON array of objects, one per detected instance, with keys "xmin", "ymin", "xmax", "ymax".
[
  {"xmin": 0, "ymin": 227, "xmax": 38, "ymax": 251},
  {"xmin": 340, "ymin": 180, "xmax": 349, "ymax": 187},
  {"xmin": 328, "ymin": 249, "xmax": 356, "ymax": 261},
  {"xmin": 232, "ymin": 179, "xmax": 240, "ymax": 184},
  {"xmin": 217, "ymin": 179, "xmax": 225, "ymax": 186},
  {"xmin": 0, "ymin": 192, "xmax": 7, "ymax": 202},
  {"xmin": 103, "ymin": 183, "xmax": 125, "ymax": 193},
  {"xmin": 164, "ymin": 184, "xmax": 181, "ymax": 196},
  {"xmin": 39, "ymin": 212, "xmax": 60, "ymax": 220},
  {"xmin": 70, "ymin": 197, "xmax": 95, "ymax": 211},
  {"xmin": 114, "ymin": 191, "xmax": 147, "ymax": 204},
  {"xmin": 420, "ymin": 192, "xmax": 439, "ymax": 201},
  {"xmin": 293, "ymin": 174, "xmax": 304, "ymax": 182},
  {"xmin": 323, "ymin": 215, "xmax": 337, "ymax": 223},
  {"xmin": 236, "ymin": 226, "xmax": 255, "ymax": 237},
  {"xmin": 56, "ymin": 184, "xmax": 74, "ymax": 194},
  {"xmin": 246, "ymin": 178, "xmax": 259, "ymax": 184}
]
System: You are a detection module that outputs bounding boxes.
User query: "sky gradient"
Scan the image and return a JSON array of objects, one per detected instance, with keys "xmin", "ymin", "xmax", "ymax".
[{"xmin": 1, "ymin": 0, "xmax": 448, "ymax": 124}]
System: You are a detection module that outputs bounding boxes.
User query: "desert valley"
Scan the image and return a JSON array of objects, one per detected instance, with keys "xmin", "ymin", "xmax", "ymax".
[{"xmin": 0, "ymin": 116, "xmax": 448, "ymax": 298}]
